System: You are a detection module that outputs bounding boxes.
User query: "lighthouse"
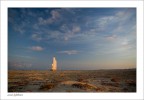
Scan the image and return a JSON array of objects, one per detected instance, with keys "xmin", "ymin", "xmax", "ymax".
[{"xmin": 51, "ymin": 57, "xmax": 57, "ymax": 71}]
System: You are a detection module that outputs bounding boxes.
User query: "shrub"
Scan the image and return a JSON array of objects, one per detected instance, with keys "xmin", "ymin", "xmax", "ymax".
[
  {"xmin": 101, "ymin": 82, "xmax": 119, "ymax": 87},
  {"xmin": 40, "ymin": 83, "xmax": 55, "ymax": 90},
  {"xmin": 111, "ymin": 78, "xmax": 120, "ymax": 82},
  {"xmin": 125, "ymin": 80, "xmax": 136, "ymax": 86},
  {"xmin": 72, "ymin": 83, "xmax": 95, "ymax": 90},
  {"xmin": 8, "ymin": 86, "xmax": 17, "ymax": 92}
]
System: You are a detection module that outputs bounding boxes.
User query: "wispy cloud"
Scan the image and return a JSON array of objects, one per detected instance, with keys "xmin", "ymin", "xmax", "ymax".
[
  {"xmin": 8, "ymin": 8, "xmax": 136, "ymax": 70},
  {"xmin": 121, "ymin": 39, "xmax": 129, "ymax": 46},
  {"xmin": 8, "ymin": 61, "xmax": 32, "ymax": 69},
  {"xmin": 29, "ymin": 46, "xmax": 44, "ymax": 51},
  {"xmin": 58, "ymin": 50, "xmax": 79, "ymax": 55},
  {"xmin": 38, "ymin": 9, "xmax": 60, "ymax": 25},
  {"xmin": 59, "ymin": 24, "xmax": 81, "ymax": 41},
  {"xmin": 31, "ymin": 33, "xmax": 43, "ymax": 41},
  {"xmin": 97, "ymin": 16, "xmax": 114, "ymax": 29},
  {"xmin": 106, "ymin": 34, "xmax": 117, "ymax": 41},
  {"xmin": 13, "ymin": 26, "xmax": 25, "ymax": 34},
  {"xmin": 10, "ymin": 55, "xmax": 35, "ymax": 59},
  {"xmin": 51, "ymin": 10, "xmax": 60, "ymax": 20},
  {"xmin": 33, "ymin": 9, "xmax": 135, "ymax": 43}
]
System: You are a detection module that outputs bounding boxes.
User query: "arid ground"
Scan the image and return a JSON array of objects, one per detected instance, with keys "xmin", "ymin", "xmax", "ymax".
[{"xmin": 8, "ymin": 69, "xmax": 136, "ymax": 92}]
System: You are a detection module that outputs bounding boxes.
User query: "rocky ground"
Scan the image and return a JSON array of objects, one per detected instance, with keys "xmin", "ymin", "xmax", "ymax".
[{"xmin": 8, "ymin": 69, "xmax": 136, "ymax": 92}]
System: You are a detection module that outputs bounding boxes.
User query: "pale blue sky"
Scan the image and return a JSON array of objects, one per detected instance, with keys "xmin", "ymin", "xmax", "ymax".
[{"xmin": 8, "ymin": 8, "xmax": 136, "ymax": 70}]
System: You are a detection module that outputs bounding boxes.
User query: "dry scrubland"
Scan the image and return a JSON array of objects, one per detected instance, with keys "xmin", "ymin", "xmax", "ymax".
[{"xmin": 8, "ymin": 69, "xmax": 136, "ymax": 92}]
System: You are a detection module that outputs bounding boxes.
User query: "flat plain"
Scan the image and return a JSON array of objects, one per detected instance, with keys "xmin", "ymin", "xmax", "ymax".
[{"xmin": 8, "ymin": 69, "xmax": 136, "ymax": 92}]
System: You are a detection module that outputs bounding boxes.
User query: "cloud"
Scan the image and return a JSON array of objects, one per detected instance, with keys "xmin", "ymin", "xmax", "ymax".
[
  {"xmin": 59, "ymin": 24, "xmax": 81, "ymax": 41},
  {"xmin": 120, "ymin": 39, "xmax": 134, "ymax": 50},
  {"xmin": 121, "ymin": 39, "xmax": 128, "ymax": 46},
  {"xmin": 11, "ymin": 55, "xmax": 35, "ymax": 59},
  {"xmin": 12, "ymin": 21, "xmax": 27, "ymax": 34},
  {"xmin": 10, "ymin": 8, "xmax": 135, "ymax": 45},
  {"xmin": 51, "ymin": 10, "xmax": 60, "ymax": 20},
  {"xmin": 106, "ymin": 34, "xmax": 117, "ymax": 41},
  {"xmin": 20, "ymin": 9, "xmax": 37, "ymax": 17},
  {"xmin": 64, "ymin": 36, "xmax": 69, "ymax": 41},
  {"xmin": 96, "ymin": 9, "xmax": 135, "ymax": 32},
  {"xmin": 62, "ymin": 24, "xmax": 81, "ymax": 34},
  {"xmin": 98, "ymin": 16, "xmax": 114, "ymax": 28},
  {"xmin": 8, "ymin": 61, "xmax": 32, "ymax": 70},
  {"xmin": 58, "ymin": 50, "xmax": 79, "ymax": 55},
  {"xmin": 31, "ymin": 33, "xmax": 43, "ymax": 41},
  {"xmin": 38, "ymin": 9, "xmax": 60, "ymax": 25},
  {"xmin": 72, "ymin": 25, "xmax": 81, "ymax": 33},
  {"xmin": 115, "ymin": 10, "xmax": 132, "ymax": 22},
  {"xmin": 38, "ymin": 17, "xmax": 48, "ymax": 25},
  {"xmin": 13, "ymin": 27, "xmax": 25, "ymax": 34},
  {"xmin": 33, "ymin": 24, "xmax": 39, "ymax": 30},
  {"xmin": 9, "ymin": 9, "xmax": 36, "ymax": 35},
  {"xmin": 112, "ymin": 25, "xmax": 124, "ymax": 34},
  {"xmin": 29, "ymin": 46, "xmax": 44, "ymax": 51}
]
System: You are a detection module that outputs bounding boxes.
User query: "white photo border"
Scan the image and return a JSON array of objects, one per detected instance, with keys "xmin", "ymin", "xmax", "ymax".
[{"xmin": 1, "ymin": 0, "xmax": 144, "ymax": 100}]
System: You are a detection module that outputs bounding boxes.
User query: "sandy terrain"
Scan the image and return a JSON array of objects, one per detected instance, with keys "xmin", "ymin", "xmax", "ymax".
[{"xmin": 8, "ymin": 69, "xmax": 136, "ymax": 92}]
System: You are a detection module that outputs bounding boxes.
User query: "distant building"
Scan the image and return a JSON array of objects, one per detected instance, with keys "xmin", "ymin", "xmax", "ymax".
[{"xmin": 51, "ymin": 57, "xmax": 57, "ymax": 71}]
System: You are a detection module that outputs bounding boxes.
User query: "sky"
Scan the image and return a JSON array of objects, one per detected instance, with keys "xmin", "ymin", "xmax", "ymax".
[{"xmin": 8, "ymin": 8, "xmax": 136, "ymax": 70}]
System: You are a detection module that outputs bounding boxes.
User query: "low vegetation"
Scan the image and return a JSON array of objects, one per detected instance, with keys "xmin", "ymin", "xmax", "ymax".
[
  {"xmin": 8, "ymin": 69, "xmax": 136, "ymax": 92},
  {"xmin": 72, "ymin": 83, "xmax": 93, "ymax": 89},
  {"xmin": 40, "ymin": 83, "xmax": 56, "ymax": 90}
]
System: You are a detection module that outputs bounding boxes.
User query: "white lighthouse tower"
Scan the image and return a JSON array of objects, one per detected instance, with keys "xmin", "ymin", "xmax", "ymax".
[{"xmin": 51, "ymin": 57, "xmax": 57, "ymax": 71}]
